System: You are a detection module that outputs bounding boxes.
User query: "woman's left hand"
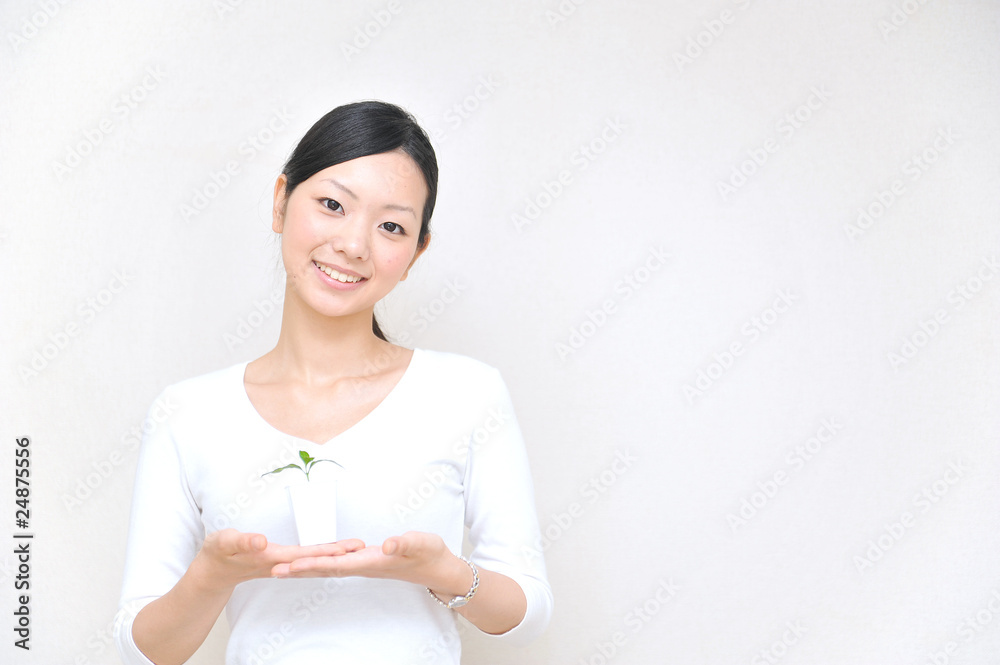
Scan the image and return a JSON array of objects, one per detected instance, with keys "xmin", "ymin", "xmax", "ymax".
[
  {"xmin": 274, "ymin": 531, "xmax": 528, "ymax": 634},
  {"xmin": 271, "ymin": 531, "xmax": 463, "ymax": 589}
]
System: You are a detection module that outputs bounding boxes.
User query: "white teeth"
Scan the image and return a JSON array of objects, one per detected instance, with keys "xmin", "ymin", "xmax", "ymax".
[{"xmin": 315, "ymin": 261, "xmax": 362, "ymax": 283}]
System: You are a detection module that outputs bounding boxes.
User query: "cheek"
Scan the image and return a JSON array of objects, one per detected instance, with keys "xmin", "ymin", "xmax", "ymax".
[
  {"xmin": 280, "ymin": 211, "xmax": 323, "ymax": 265},
  {"xmin": 279, "ymin": 234, "xmax": 316, "ymax": 283},
  {"xmin": 385, "ymin": 255, "xmax": 407, "ymax": 272},
  {"xmin": 376, "ymin": 245, "xmax": 416, "ymax": 275}
]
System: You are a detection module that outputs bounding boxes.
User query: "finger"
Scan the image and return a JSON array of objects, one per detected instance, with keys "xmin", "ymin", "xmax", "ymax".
[
  {"xmin": 297, "ymin": 538, "xmax": 366, "ymax": 555},
  {"xmin": 283, "ymin": 546, "xmax": 386, "ymax": 577},
  {"xmin": 271, "ymin": 539, "xmax": 366, "ymax": 560},
  {"xmin": 211, "ymin": 529, "xmax": 264, "ymax": 555},
  {"xmin": 280, "ymin": 555, "xmax": 351, "ymax": 577},
  {"xmin": 303, "ymin": 538, "xmax": 365, "ymax": 553},
  {"xmin": 338, "ymin": 538, "xmax": 367, "ymax": 552},
  {"xmin": 384, "ymin": 532, "xmax": 425, "ymax": 558},
  {"xmin": 232, "ymin": 532, "xmax": 267, "ymax": 554}
]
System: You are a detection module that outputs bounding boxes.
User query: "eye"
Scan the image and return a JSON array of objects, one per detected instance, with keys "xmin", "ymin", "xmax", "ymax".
[
  {"xmin": 320, "ymin": 198, "xmax": 344, "ymax": 213},
  {"xmin": 380, "ymin": 221, "xmax": 406, "ymax": 235}
]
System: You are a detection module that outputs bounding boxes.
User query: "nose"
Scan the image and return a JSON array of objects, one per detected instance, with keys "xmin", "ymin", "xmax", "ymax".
[{"xmin": 331, "ymin": 216, "xmax": 370, "ymax": 261}]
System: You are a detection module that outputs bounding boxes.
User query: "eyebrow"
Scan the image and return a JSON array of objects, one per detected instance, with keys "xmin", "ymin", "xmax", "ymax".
[{"xmin": 320, "ymin": 178, "xmax": 417, "ymax": 217}]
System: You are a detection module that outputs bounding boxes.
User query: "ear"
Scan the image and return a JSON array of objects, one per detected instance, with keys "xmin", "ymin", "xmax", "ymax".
[
  {"xmin": 272, "ymin": 174, "xmax": 289, "ymax": 233},
  {"xmin": 400, "ymin": 234, "xmax": 431, "ymax": 281}
]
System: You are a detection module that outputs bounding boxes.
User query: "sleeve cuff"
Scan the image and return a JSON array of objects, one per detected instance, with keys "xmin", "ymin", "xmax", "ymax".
[
  {"xmin": 113, "ymin": 600, "xmax": 158, "ymax": 665},
  {"xmin": 477, "ymin": 570, "xmax": 553, "ymax": 647}
]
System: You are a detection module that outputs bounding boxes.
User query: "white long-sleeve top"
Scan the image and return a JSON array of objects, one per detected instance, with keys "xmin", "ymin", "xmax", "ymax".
[{"xmin": 113, "ymin": 348, "xmax": 552, "ymax": 664}]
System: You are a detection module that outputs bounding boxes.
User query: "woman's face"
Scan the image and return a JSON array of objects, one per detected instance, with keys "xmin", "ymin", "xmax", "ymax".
[{"xmin": 273, "ymin": 149, "xmax": 429, "ymax": 320}]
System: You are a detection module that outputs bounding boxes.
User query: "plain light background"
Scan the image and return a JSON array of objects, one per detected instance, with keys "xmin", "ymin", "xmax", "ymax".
[{"xmin": 2, "ymin": 1, "xmax": 999, "ymax": 663}]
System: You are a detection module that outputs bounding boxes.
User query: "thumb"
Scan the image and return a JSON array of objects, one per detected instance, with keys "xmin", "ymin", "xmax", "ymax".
[
  {"xmin": 383, "ymin": 531, "xmax": 426, "ymax": 557},
  {"xmin": 382, "ymin": 537, "xmax": 401, "ymax": 556},
  {"xmin": 243, "ymin": 533, "xmax": 267, "ymax": 553},
  {"xmin": 383, "ymin": 534, "xmax": 419, "ymax": 557}
]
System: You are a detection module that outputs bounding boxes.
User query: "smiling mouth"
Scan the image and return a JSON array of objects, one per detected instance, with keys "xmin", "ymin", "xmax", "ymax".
[{"xmin": 313, "ymin": 261, "xmax": 366, "ymax": 284}]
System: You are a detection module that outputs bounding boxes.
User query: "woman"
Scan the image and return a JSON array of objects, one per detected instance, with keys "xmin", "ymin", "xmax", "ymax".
[{"xmin": 113, "ymin": 101, "xmax": 552, "ymax": 664}]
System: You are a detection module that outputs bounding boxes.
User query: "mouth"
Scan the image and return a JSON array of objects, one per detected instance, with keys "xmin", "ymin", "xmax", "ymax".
[{"xmin": 313, "ymin": 260, "xmax": 367, "ymax": 284}]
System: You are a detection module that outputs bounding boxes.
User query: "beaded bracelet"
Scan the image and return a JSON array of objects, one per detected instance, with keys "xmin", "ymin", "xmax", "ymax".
[{"xmin": 427, "ymin": 556, "xmax": 480, "ymax": 609}]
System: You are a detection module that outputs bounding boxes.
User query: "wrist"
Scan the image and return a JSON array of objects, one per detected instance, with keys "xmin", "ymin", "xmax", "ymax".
[
  {"xmin": 187, "ymin": 551, "xmax": 238, "ymax": 597},
  {"xmin": 427, "ymin": 555, "xmax": 479, "ymax": 609}
]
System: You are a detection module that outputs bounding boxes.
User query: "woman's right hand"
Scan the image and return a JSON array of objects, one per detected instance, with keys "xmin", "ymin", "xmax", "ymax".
[
  {"xmin": 190, "ymin": 529, "xmax": 366, "ymax": 594},
  {"xmin": 131, "ymin": 531, "xmax": 362, "ymax": 665}
]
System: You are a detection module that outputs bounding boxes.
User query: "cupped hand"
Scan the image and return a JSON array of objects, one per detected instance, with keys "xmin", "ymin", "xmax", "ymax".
[
  {"xmin": 271, "ymin": 531, "xmax": 452, "ymax": 587},
  {"xmin": 192, "ymin": 528, "xmax": 365, "ymax": 592}
]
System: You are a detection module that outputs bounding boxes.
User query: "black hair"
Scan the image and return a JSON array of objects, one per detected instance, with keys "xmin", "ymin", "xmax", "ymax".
[{"xmin": 279, "ymin": 100, "xmax": 438, "ymax": 341}]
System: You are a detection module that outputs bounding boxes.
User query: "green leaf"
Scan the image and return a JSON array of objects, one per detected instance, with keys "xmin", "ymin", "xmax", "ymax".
[
  {"xmin": 260, "ymin": 463, "xmax": 303, "ymax": 477},
  {"xmin": 299, "ymin": 450, "xmax": 313, "ymax": 465},
  {"xmin": 308, "ymin": 458, "xmax": 345, "ymax": 471}
]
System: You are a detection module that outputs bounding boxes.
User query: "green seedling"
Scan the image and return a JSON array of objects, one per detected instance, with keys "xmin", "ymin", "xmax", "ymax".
[{"xmin": 261, "ymin": 450, "xmax": 344, "ymax": 481}]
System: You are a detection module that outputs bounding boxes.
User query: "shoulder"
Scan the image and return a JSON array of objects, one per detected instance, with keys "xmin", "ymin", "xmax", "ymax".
[
  {"xmin": 161, "ymin": 361, "xmax": 244, "ymax": 399},
  {"xmin": 406, "ymin": 349, "xmax": 520, "ymax": 431},
  {"xmin": 412, "ymin": 348, "xmax": 505, "ymax": 386},
  {"xmin": 146, "ymin": 361, "xmax": 246, "ymax": 424},
  {"xmin": 409, "ymin": 348, "xmax": 515, "ymax": 413}
]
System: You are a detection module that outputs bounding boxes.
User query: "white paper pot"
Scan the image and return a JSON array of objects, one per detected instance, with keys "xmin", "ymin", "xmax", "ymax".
[{"xmin": 286, "ymin": 482, "xmax": 338, "ymax": 546}]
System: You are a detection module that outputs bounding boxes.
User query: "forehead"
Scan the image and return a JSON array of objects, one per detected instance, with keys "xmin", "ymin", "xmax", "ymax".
[{"xmin": 308, "ymin": 151, "xmax": 425, "ymax": 199}]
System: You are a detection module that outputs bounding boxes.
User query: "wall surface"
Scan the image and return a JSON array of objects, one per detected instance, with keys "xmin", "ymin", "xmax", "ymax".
[{"xmin": 2, "ymin": 1, "xmax": 999, "ymax": 663}]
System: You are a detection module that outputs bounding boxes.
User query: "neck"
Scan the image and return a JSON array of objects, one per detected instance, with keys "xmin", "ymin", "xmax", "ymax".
[{"xmin": 263, "ymin": 286, "xmax": 400, "ymax": 386}]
